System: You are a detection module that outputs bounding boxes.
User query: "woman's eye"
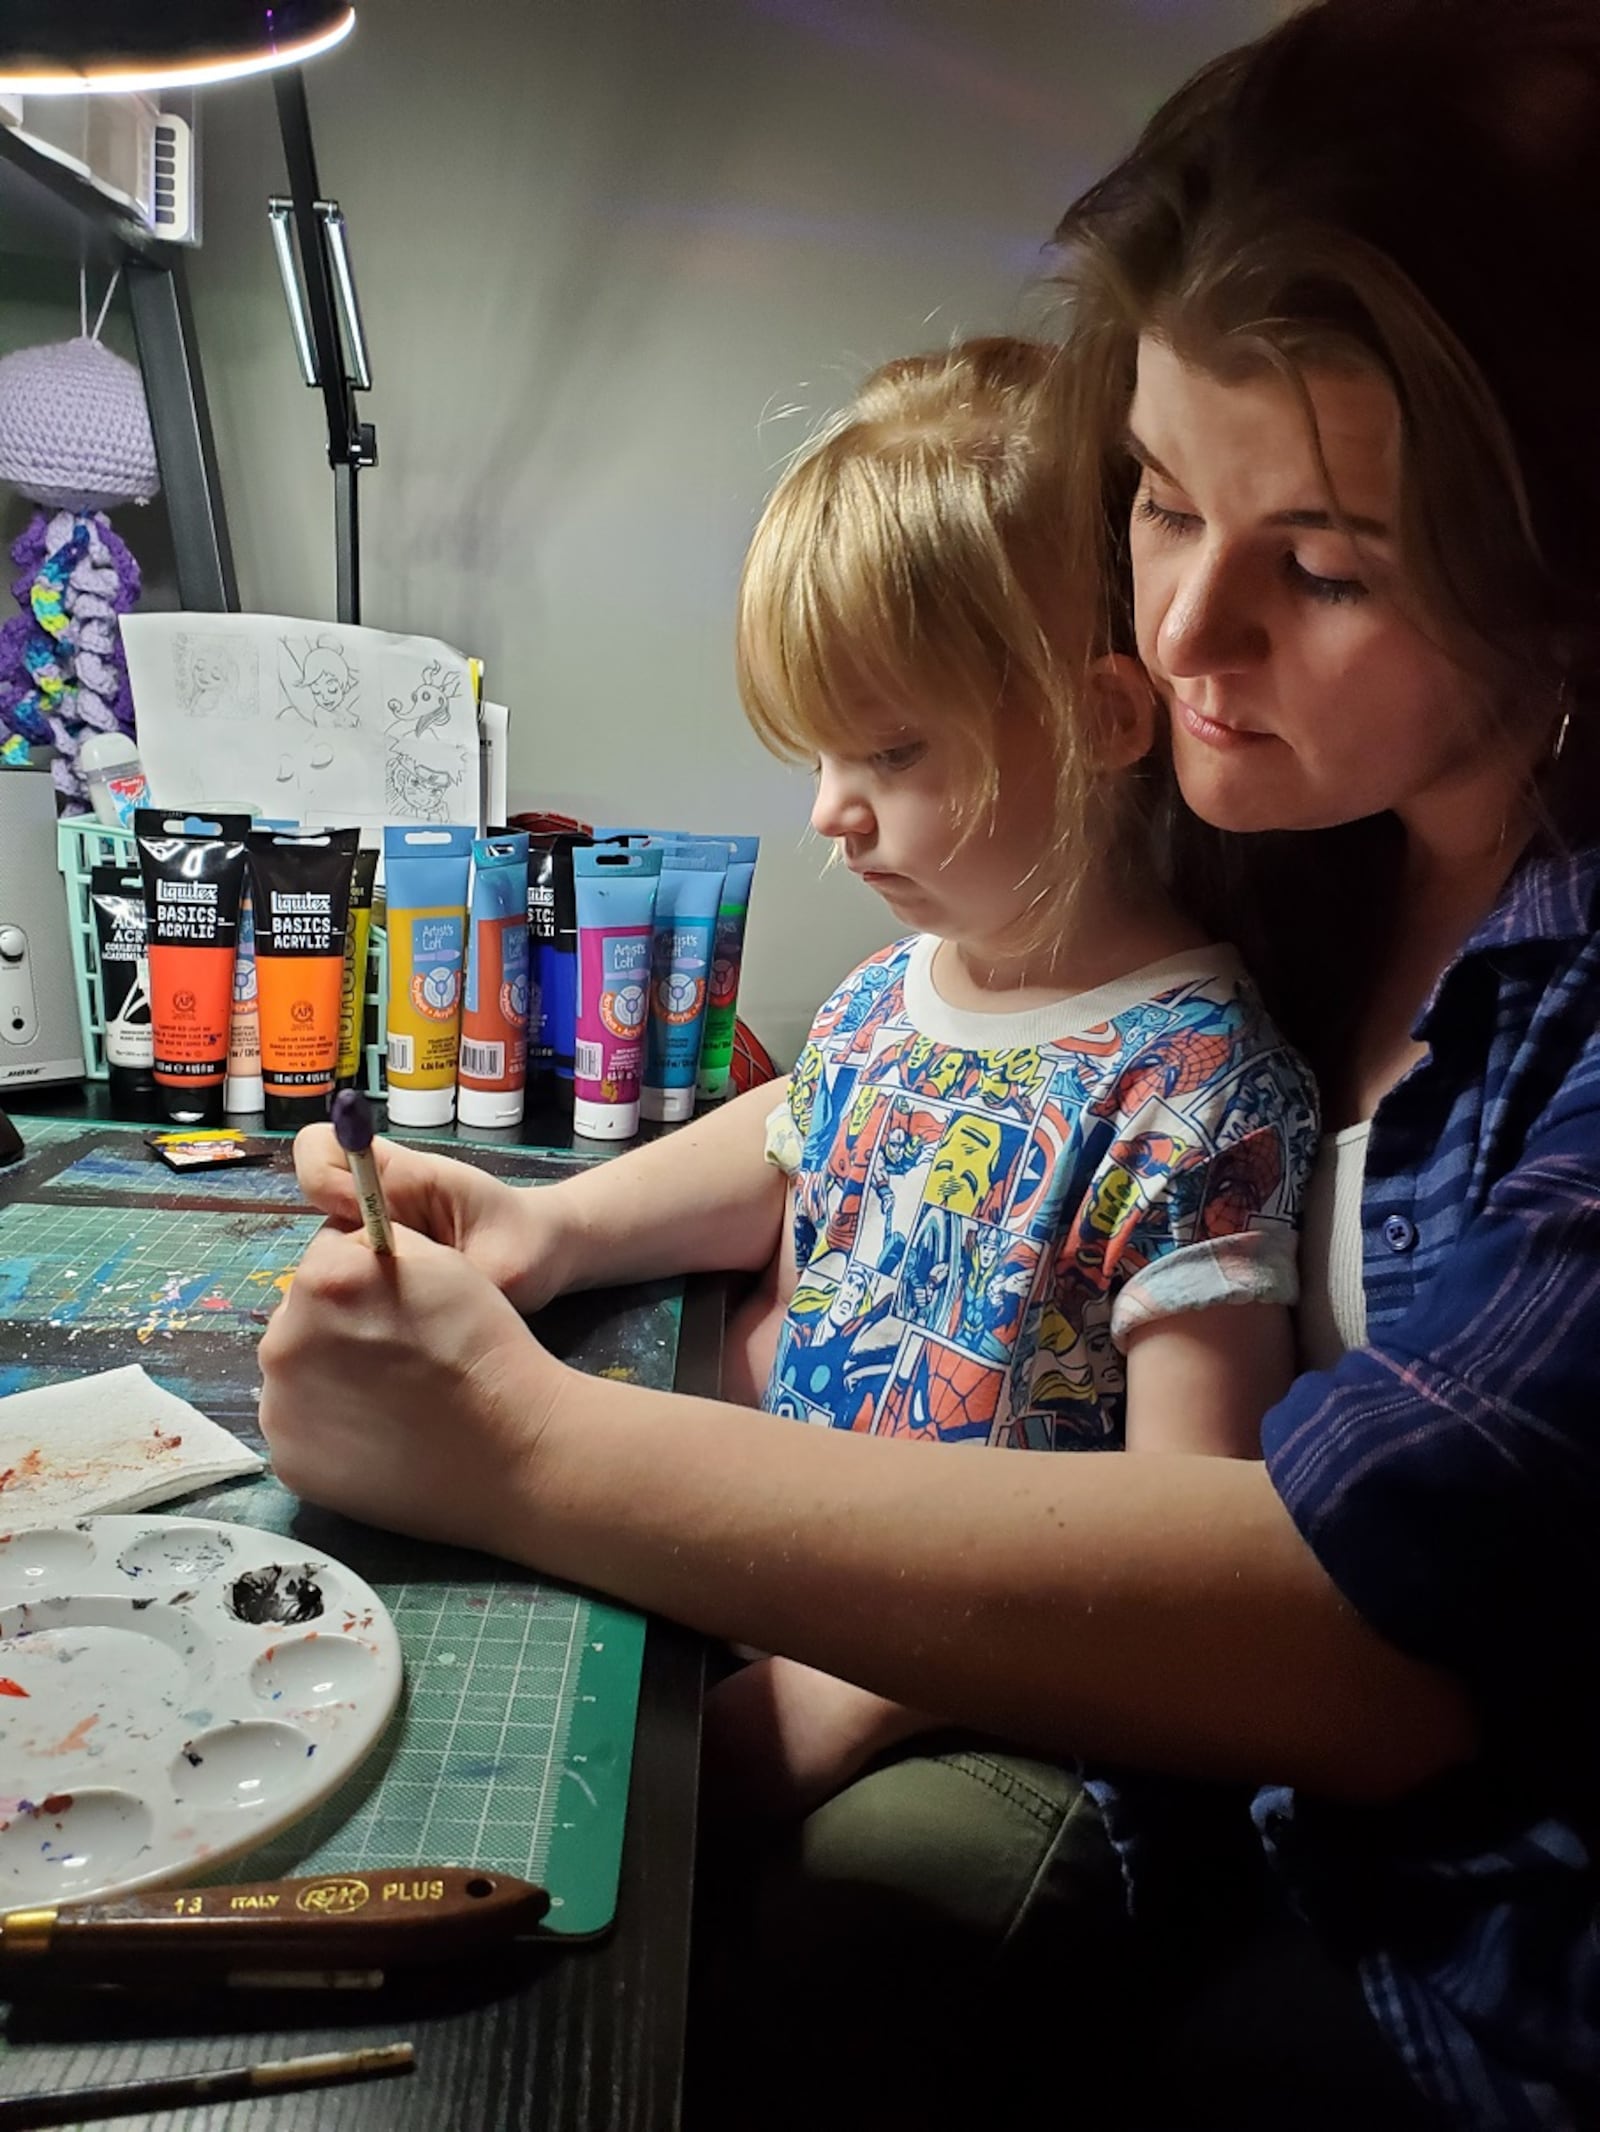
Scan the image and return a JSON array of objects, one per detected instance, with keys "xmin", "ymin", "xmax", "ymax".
[
  {"xmin": 871, "ymin": 741, "xmax": 927, "ymax": 771},
  {"xmin": 1284, "ymin": 555, "xmax": 1369, "ymax": 606},
  {"xmin": 1134, "ymin": 490, "xmax": 1198, "ymax": 537}
]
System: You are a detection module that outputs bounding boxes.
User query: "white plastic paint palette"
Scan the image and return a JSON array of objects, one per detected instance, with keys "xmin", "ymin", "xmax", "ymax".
[{"xmin": 0, "ymin": 1516, "xmax": 402, "ymax": 1907}]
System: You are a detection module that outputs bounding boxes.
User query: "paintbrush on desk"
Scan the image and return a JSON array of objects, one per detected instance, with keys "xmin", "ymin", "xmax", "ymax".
[
  {"xmin": 0, "ymin": 2043, "xmax": 414, "ymax": 2130},
  {"xmin": 0, "ymin": 1866, "xmax": 549, "ymax": 1980}
]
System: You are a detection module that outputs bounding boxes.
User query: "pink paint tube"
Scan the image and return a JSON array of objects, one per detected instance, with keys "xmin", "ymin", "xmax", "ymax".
[{"xmin": 571, "ymin": 844, "xmax": 662, "ymax": 1140}]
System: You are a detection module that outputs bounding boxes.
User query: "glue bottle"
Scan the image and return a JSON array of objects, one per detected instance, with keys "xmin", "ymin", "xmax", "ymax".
[{"xmin": 81, "ymin": 731, "xmax": 149, "ymax": 831}]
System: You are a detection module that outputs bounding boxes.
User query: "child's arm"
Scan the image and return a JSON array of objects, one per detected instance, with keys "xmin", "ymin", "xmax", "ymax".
[
  {"xmin": 291, "ymin": 1077, "xmax": 790, "ymax": 1312},
  {"xmin": 1122, "ymin": 1302, "xmax": 1296, "ymax": 1457},
  {"xmin": 703, "ymin": 1653, "xmax": 932, "ymax": 1821}
]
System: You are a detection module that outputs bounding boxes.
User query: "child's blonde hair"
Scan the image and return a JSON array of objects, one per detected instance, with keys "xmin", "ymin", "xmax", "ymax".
[{"xmin": 736, "ymin": 336, "xmax": 1132, "ymax": 935}]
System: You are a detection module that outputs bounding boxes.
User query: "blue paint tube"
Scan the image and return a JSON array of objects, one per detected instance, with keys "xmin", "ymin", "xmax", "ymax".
[
  {"xmin": 696, "ymin": 836, "xmax": 759, "ymax": 1100},
  {"xmin": 640, "ymin": 843, "xmax": 728, "ymax": 1123},
  {"xmin": 572, "ymin": 844, "xmax": 662, "ymax": 1141},
  {"xmin": 383, "ymin": 824, "xmax": 474, "ymax": 1128},
  {"xmin": 458, "ymin": 832, "xmax": 530, "ymax": 1131}
]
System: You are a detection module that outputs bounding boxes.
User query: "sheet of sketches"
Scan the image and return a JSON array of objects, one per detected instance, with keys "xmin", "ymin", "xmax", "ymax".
[{"xmin": 123, "ymin": 613, "xmax": 481, "ymax": 833}]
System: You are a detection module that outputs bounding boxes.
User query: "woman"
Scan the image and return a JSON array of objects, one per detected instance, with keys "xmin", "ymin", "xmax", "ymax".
[{"xmin": 259, "ymin": 3, "xmax": 1599, "ymax": 2123}]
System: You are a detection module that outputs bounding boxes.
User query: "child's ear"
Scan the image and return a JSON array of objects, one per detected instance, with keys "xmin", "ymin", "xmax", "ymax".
[{"xmin": 1089, "ymin": 654, "xmax": 1157, "ymax": 771}]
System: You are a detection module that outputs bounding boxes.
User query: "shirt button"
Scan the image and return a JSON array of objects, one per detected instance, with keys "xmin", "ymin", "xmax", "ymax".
[{"xmin": 1382, "ymin": 1214, "xmax": 1417, "ymax": 1253}]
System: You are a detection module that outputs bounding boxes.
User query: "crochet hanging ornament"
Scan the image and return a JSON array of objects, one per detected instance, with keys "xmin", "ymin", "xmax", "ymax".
[{"xmin": 0, "ymin": 274, "xmax": 157, "ymax": 807}]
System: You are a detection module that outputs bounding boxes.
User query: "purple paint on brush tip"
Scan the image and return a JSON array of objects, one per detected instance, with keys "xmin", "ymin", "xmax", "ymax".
[{"xmin": 331, "ymin": 1089, "xmax": 376, "ymax": 1155}]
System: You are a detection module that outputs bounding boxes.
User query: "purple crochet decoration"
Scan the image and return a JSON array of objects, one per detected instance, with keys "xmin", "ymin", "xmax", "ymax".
[{"xmin": 0, "ymin": 509, "xmax": 142, "ymax": 805}]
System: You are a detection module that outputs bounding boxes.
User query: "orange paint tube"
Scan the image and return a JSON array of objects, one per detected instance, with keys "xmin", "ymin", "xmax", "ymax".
[
  {"xmin": 135, "ymin": 810, "xmax": 252, "ymax": 1127},
  {"xmin": 246, "ymin": 828, "xmax": 360, "ymax": 1131}
]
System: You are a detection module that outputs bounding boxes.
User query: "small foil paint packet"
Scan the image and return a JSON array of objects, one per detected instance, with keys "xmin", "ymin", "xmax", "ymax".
[{"xmin": 145, "ymin": 1130, "xmax": 274, "ymax": 1172}]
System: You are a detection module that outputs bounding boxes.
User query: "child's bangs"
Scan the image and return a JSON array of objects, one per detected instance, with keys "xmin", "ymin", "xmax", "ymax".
[{"xmin": 737, "ymin": 448, "xmax": 1013, "ymax": 770}]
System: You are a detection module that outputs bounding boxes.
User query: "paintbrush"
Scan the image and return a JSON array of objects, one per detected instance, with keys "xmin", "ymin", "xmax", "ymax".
[
  {"xmin": 0, "ymin": 1866, "xmax": 548, "ymax": 1978},
  {"xmin": 330, "ymin": 1087, "xmax": 394, "ymax": 1254},
  {"xmin": 0, "ymin": 2042, "xmax": 414, "ymax": 2129}
]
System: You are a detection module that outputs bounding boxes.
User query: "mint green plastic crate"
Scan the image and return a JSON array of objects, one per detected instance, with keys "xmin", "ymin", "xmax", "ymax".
[{"xmin": 56, "ymin": 817, "xmax": 388, "ymax": 1098}]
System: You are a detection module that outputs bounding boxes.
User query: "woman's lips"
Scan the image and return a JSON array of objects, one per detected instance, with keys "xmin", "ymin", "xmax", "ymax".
[{"xmin": 1175, "ymin": 699, "xmax": 1274, "ymax": 750}]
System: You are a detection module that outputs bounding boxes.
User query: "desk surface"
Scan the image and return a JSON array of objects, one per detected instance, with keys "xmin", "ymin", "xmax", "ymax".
[{"xmin": 0, "ymin": 1091, "xmax": 714, "ymax": 2132}]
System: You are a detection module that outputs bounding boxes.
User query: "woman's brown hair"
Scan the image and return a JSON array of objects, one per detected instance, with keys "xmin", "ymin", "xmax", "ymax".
[{"xmin": 1048, "ymin": 0, "xmax": 1600, "ymax": 1053}]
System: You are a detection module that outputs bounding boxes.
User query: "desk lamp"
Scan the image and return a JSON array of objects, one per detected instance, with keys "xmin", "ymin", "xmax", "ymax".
[{"xmin": 1, "ymin": 3, "xmax": 375, "ymax": 625}]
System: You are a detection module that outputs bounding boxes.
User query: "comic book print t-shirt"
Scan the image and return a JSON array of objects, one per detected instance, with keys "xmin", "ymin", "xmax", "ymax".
[{"xmin": 765, "ymin": 935, "xmax": 1319, "ymax": 1448}]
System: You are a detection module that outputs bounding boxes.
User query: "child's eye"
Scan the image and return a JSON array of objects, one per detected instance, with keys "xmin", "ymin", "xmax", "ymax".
[
  {"xmin": 1134, "ymin": 490, "xmax": 1198, "ymax": 537},
  {"xmin": 1284, "ymin": 555, "xmax": 1368, "ymax": 605},
  {"xmin": 870, "ymin": 741, "xmax": 927, "ymax": 772}
]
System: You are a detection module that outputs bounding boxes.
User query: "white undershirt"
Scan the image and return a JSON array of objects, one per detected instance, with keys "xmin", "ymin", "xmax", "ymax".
[{"xmin": 1296, "ymin": 1122, "xmax": 1372, "ymax": 1371}]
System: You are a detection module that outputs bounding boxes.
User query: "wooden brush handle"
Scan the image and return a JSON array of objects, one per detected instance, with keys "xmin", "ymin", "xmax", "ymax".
[{"xmin": 1, "ymin": 1868, "xmax": 549, "ymax": 1970}]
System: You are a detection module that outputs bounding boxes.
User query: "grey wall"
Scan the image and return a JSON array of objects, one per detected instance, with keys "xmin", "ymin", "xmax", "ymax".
[{"xmin": 181, "ymin": 0, "xmax": 1278, "ymax": 1064}]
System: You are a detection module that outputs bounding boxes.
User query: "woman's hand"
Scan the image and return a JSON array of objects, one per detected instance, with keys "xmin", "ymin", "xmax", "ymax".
[
  {"xmin": 257, "ymin": 1217, "xmax": 558, "ymax": 1554},
  {"xmin": 291, "ymin": 1124, "xmax": 574, "ymax": 1314}
]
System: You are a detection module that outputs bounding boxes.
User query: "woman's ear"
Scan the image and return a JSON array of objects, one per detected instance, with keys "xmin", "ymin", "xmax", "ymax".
[{"xmin": 1090, "ymin": 654, "xmax": 1157, "ymax": 771}]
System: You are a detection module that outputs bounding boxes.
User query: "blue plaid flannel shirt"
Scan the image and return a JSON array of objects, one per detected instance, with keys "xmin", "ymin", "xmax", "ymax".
[{"xmin": 1259, "ymin": 836, "xmax": 1600, "ymax": 2129}]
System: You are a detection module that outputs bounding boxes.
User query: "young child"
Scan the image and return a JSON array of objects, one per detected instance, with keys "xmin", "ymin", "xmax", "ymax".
[{"xmin": 706, "ymin": 336, "xmax": 1320, "ymax": 1813}]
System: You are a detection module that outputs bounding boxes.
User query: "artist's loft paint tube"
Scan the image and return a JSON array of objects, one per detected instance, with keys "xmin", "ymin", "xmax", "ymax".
[
  {"xmin": 458, "ymin": 832, "xmax": 530, "ymax": 1130},
  {"xmin": 696, "ymin": 836, "xmax": 759, "ymax": 1100},
  {"xmin": 383, "ymin": 824, "xmax": 473, "ymax": 1128},
  {"xmin": 135, "ymin": 810, "xmax": 251, "ymax": 1127},
  {"xmin": 527, "ymin": 831, "xmax": 590, "ymax": 1108},
  {"xmin": 572, "ymin": 843, "xmax": 662, "ymax": 1140},
  {"xmin": 247, "ymin": 827, "xmax": 360, "ymax": 1131},
  {"xmin": 336, "ymin": 845, "xmax": 379, "ymax": 1091},
  {"xmin": 88, "ymin": 864, "xmax": 157, "ymax": 1117},
  {"xmin": 640, "ymin": 843, "xmax": 726, "ymax": 1123}
]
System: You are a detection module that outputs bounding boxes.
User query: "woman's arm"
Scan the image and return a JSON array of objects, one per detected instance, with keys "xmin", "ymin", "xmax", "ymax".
[{"xmin": 258, "ymin": 1220, "xmax": 1475, "ymax": 1807}]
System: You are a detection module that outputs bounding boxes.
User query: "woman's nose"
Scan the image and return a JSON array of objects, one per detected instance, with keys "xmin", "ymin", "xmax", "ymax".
[
  {"xmin": 1157, "ymin": 544, "xmax": 1269, "ymax": 681},
  {"xmin": 811, "ymin": 759, "xmax": 875, "ymax": 840}
]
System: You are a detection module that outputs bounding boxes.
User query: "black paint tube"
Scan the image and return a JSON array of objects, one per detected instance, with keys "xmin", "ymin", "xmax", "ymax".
[
  {"xmin": 136, "ymin": 810, "xmax": 252, "ymax": 1127},
  {"xmin": 247, "ymin": 827, "xmax": 361, "ymax": 1132},
  {"xmin": 89, "ymin": 864, "xmax": 158, "ymax": 1117},
  {"xmin": 527, "ymin": 832, "xmax": 590, "ymax": 1106}
]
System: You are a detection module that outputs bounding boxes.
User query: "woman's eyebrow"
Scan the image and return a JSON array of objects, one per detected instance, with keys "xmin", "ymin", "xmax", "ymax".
[
  {"xmin": 1124, "ymin": 429, "xmax": 1171, "ymax": 478},
  {"xmin": 1125, "ymin": 430, "xmax": 1391, "ymax": 538},
  {"xmin": 1269, "ymin": 505, "xmax": 1392, "ymax": 539}
]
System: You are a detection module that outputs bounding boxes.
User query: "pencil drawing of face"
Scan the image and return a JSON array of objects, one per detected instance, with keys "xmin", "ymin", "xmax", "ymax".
[
  {"xmin": 386, "ymin": 661, "xmax": 462, "ymax": 741},
  {"xmin": 280, "ymin": 634, "xmax": 361, "ymax": 728}
]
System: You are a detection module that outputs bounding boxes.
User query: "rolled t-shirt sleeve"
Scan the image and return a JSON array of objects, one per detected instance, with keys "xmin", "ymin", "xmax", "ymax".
[
  {"xmin": 1262, "ymin": 1061, "xmax": 1600, "ymax": 1745},
  {"xmin": 1109, "ymin": 1039, "xmax": 1319, "ymax": 1347}
]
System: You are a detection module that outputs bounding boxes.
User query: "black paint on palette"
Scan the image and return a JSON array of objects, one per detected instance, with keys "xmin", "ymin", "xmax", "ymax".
[{"xmin": 0, "ymin": 1126, "xmax": 683, "ymax": 1443}]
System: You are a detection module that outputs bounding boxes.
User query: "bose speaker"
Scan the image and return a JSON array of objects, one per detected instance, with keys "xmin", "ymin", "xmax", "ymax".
[{"xmin": 0, "ymin": 766, "xmax": 87, "ymax": 1090}]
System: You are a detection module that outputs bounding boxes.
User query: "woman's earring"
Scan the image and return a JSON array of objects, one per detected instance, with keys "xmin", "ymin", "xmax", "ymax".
[{"xmin": 1553, "ymin": 682, "xmax": 1572, "ymax": 763}]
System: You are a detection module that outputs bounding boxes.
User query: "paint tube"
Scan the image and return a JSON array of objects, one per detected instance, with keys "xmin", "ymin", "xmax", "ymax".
[
  {"xmin": 696, "ymin": 836, "xmax": 760, "ymax": 1100},
  {"xmin": 527, "ymin": 831, "xmax": 590, "ymax": 1106},
  {"xmin": 336, "ymin": 847, "xmax": 379, "ymax": 1090},
  {"xmin": 383, "ymin": 824, "xmax": 473, "ymax": 1128},
  {"xmin": 89, "ymin": 864, "xmax": 157, "ymax": 1117},
  {"xmin": 458, "ymin": 832, "xmax": 530, "ymax": 1130},
  {"xmin": 572, "ymin": 844, "xmax": 662, "ymax": 1140},
  {"xmin": 247, "ymin": 827, "xmax": 360, "ymax": 1131},
  {"xmin": 640, "ymin": 843, "xmax": 727, "ymax": 1123},
  {"xmin": 224, "ymin": 883, "xmax": 264, "ymax": 1114},
  {"xmin": 135, "ymin": 810, "xmax": 251, "ymax": 1127}
]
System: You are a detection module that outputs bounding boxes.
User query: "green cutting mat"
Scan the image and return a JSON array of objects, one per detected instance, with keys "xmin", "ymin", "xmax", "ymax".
[{"xmin": 0, "ymin": 1114, "xmax": 679, "ymax": 1936}]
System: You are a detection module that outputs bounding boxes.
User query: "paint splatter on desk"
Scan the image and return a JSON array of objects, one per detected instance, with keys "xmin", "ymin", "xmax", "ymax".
[{"xmin": 0, "ymin": 1115, "xmax": 681, "ymax": 1936}]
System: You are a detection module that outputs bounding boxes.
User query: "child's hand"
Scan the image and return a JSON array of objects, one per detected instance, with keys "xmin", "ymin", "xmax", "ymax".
[
  {"xmin": 703, "ymin": 1655, "xmax": 931, "ymax": 1822},
  {"xmin": 292, "ymin": 1124, "xmax": 573, "ymax": 1315}
]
